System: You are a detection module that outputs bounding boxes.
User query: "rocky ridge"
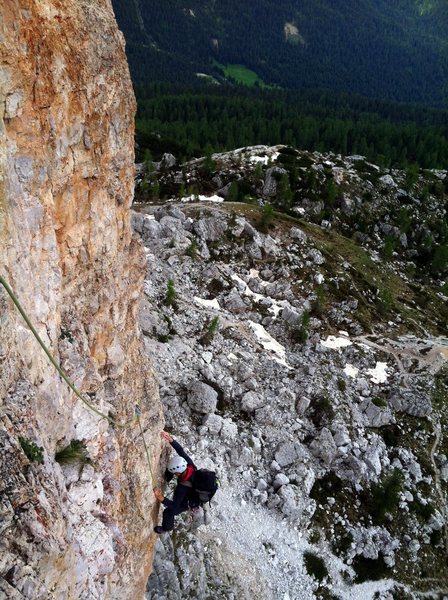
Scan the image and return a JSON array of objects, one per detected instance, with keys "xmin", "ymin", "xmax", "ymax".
[{"xmin": 133, "ymin": 147, "xmax": 448, "ymax": 599}]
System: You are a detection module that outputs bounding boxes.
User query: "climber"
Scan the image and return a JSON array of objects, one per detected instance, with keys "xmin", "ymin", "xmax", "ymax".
[{"xmin": 153, "ymin": 431, "xmax": 199, "ymax": 534}]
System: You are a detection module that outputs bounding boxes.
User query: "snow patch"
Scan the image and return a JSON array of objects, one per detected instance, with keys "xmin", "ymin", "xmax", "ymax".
[
  {"xmin": 249, "ymin": 152, "xmax": 279, "ymax": 165},
  {"xmin": 194, "ymin": 297, "xmax": 221, "ymax": 310},
  {"xmin": 367, "ymin": 362, "xmax": 389, "ymax": 384},
  {"xmin": 181, "ymin": 194, "xmax": 224, "ymax": 203},
  {"xmin": 232, "ymin": 274, "xmax": 288, "ymax": 318},
  {"xmin": 321, "ymin": 336, "xmax": 353, "ymax": 349},
  {"xmin": 344, "ymin": 364, "xmax": 359, "ymax": 378},
  {"xmin": 248, "ymin": 321, "xmax": 291, "ymax": 368}
]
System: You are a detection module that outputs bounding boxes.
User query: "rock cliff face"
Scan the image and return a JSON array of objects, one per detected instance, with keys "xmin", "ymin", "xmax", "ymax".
[{"xmin": 0, "ymin": 1, "xmax": 162, "ymax": 598}]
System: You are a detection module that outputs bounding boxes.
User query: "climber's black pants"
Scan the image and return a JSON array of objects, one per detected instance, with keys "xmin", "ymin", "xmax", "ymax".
[{"xmin": 161, "ymin": 506, "xmax": 188, "ymax": 531}]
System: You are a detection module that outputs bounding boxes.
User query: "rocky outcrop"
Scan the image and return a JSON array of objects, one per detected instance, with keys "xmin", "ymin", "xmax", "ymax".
[{"xmin": 0, "ymin": 1, "xmax": 162, "ymax": 598}]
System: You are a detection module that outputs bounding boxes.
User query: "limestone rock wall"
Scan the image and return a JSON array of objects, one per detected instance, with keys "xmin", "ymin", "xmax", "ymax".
[{"xmin": 0, "ymin": 1, "xmax": 163, "ymax": 598}]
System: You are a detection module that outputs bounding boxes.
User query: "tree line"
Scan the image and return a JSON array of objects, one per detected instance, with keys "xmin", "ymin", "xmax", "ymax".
[{"xmin": 135, "ymin": 84, "xmax": 448, "ymax": 169}]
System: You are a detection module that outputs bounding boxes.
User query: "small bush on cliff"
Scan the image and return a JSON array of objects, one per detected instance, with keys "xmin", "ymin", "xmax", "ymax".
[
  {"xmin": 19, "ymin": 437, "xmax": 44, "ymax": 464},
  {"xmin": 164, "ymin": 279, "xmax": 177, "ymax": 308},
  {"xmin": 200, "ymin": 316, "xmax": 220, "ymax": 346},
  {"xmin": 55, "ymin": 440, "xmax": 89, "ymax": 466}
]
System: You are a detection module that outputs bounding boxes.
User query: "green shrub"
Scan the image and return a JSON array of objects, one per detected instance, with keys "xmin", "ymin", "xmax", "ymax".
[
  {"xmin": 405, "ymin": 163, "xmax": 419, "ymax": 189},
  {"xmin": 309, "ymin": 394, "xmax": 335, "ymax": 427},
  {"xmin": 258, "ymin": 203, "xmax": 274, "ymax": 233},
  {"xmin": 382, "ymin": 235, "xmax": 397, "ymax": 260},
  {"xmin": 243, "ymin": 194, "xmax": 257, "ymax": 204},
  {"xmin": 378, "ymin": 288, "xmax": 394, "ymax": 314},
  {"xmin": 310, "ymin": 472, "xmax": 343, "ymax": 503},
  {"xmin": 380, "ymin": 424, "xmax": 400, "ymax": 447},
  {"xmin": 200, "ymin": 316, "xmax": 220, "ymax": 346},
  {"xmin": 177, "ymin": 182, "xmax": 186, "ymax": 200},
  {"xmin": 353, "ymin": 556, "xmax": 388, "ymax": 583},
  {"xmin": 337, "ymin": 379, "xmax": 347, "ymax": 392},
  {"xmin": 372, "ymin": 396, "xmax": 388, "ymax": 408},
  {"xmin": 144, "ymin": 149, "xmax": 155, "ymax": 174},
  {"xmin": 292, "ymin": 310, "xmax": 310, "ymax": 343},
  {"xmin": 157, "ymin": 333, "xmax": 170, "ymax": 343},
  {"xmin": 207, "ymin": 278, "xmax": 225, "ymax": 297},
  {"xmin": 311, "ymin": 286, "xmax": 326, "ymax": 317},
  {"xmin": 186, "ymin": 239, "xmax": 198, "ymax": 260},
  {"xmin": 368, "ymin": 469, "xmax": 404, "ymax": 524},
  {"xmin": 278, "ymin": 172, "xmax": 293, "ymax": 210},
  {"xmin": 227, "ymin": 181, "xmax": 239, "ymax": 202},
  {"xmin": 431, "ymin": 244, "xmax": 448, "ymax": 275},
  {"xmin": 19, "ymin": 437, "xmax": 44, "ymax": 464},
  {"xmin": 397, "ymin": 207, "xmax": 412, "ymax": 234},
  {"xmin": 55, "ymin": 440, "xmax": 89, "ymax": 466},
  {"xmin": 164, "ymin": 279, "xmax": 177, "ymax": 307},
  {"xmin": 409, "ymin": 500, "xmax": 435, "ymax": 521},
  {"xmin": 303, "ymin": 552, "xmax": 328, "ymax": 582},
  {"xmin": 203, "ymin": 144, "xmax": 216, "ymax": 174}
]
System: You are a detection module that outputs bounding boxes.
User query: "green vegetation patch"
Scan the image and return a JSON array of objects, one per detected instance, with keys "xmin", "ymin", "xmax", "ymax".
[
  {"xmin": 19, "ymin": 437, "xmax": 44, "ymax": 464},
  {"xmin": 353, "ymin": 555, "xmax": 388, "ymax": 583},
  {"xmin": 200, "ymin": 316, "xmax": 220, "ymax": 346},
  {"xmin": 55, "ymin": 440, "xmax": 89, "ymax": 466},
  {"xmin": 303, "ymin": 551, "xmax": 328, "ymax": 582},
  {"xmin": 363, "ymin": 469, "xmax": 404, "ymax": 524},
  {"xmin": 222, "ymin": 64, "xmax": 269, "ymax": 88}
]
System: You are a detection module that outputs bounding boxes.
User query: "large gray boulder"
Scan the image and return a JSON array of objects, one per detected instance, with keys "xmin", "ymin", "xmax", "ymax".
[
  {"xmin": 360, "ymin": 399, "xmax": 394, "ymax": 427},
  {"xmin": 159, "ymin": 216, "xmax": 188, "ymax": 239},
  {"xmin": 289, "ymin": 227, "xmax": 307, "ymax": 242},
  {"xmin": 193, "ymin": 215, "xmax": 228, "ymax": 242},
  {"xmin": 187, "ymin": 382, "xmax": 218, "ymax": 414},
  {"xmin": 262, "ymin": 167, "xmax": 287, "ymax": 197},
  {"xmin": 202, "ymin": 414, "xmax": 223, "ymax": 435},
  {"xmin": 309, "ymin": 428, "xmax": 337, "ymax": 467},
  {"xmin": 224, "ymin": 291, "xmax": 247, "ymax": 314},
  {"xmin": 274, "ymin": 442, "xmax": 308, "ymax": 468},
  {"xmin": 241, "ymin": 391, "xmax": 264, "ymax": 413},
  {"xmin": 389, "ymin": 389, "xmax": 432, "ymax": 417}
]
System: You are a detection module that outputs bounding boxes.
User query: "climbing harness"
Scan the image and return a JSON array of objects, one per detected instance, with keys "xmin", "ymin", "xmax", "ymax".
[{"xmin": 0, "ymin": 276, "xmax": 155, "ymax": 484}]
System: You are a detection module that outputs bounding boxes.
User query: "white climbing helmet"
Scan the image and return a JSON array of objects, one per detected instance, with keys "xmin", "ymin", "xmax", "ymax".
[{"xmin": 167, "ymin": 456, "xmax": 188, "ymax": 474}]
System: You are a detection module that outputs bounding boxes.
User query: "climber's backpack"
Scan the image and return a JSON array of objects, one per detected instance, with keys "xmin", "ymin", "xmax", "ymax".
[{"xmin": 181, "ymin": 469, "xmax": 219, "ymax": 505}]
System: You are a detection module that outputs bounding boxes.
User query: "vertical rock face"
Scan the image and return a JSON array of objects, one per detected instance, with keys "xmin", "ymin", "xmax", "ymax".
[{"xmin": 0, "ymin": 1, "xmax": 163, "ymax": 598}]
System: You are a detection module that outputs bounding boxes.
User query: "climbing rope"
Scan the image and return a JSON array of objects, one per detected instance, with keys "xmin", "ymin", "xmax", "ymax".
[
  {"xmin": 0, "ymin": 275, "xmax": 155, "ymax": 483},
  {"xmin": 135, "ymin": 404, "xmax": 155, "ymax": 482}
]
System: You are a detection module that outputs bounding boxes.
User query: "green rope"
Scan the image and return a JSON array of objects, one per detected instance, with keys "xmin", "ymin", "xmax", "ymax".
[
  {"xmin": 137, "ymin": 412, "xmax": 155, "ymax": 484},
  {"xmin": 0, "ymin": 275, "xmax": 157, "ymax": 487},
  {"xmin": 0, "ymin": 275, "xmax": 140, "ymax": 427}
]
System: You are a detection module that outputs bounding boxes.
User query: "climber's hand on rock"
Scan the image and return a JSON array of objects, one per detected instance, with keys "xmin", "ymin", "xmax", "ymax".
[
  {"xmin": 161, "ymin": 431, "xmax": 173, "ymax": 443},
  {"xmin": 153, "ymin": 488, "xmax": 165, "ymax": 502}
]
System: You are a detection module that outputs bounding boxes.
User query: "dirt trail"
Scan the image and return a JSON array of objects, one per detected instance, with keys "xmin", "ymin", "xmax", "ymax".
[{"xmin": 354, "ymin": 335, "xmax": 448, "ymax": 380}]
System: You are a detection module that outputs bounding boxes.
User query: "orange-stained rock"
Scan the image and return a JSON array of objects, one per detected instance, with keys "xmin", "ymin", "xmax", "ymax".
[{"xmin": 0, "ymin": 1, "xmax": 163, "ymax": 598}]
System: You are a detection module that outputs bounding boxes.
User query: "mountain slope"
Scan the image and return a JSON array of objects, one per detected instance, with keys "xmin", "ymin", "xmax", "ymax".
[
  {"xmin": 131, "ymin": 146, "xmax": 448, "ymax": 598},
  {"xmin": 111, "ymin": 0, "xmax": 448, "ymax": 106}
]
